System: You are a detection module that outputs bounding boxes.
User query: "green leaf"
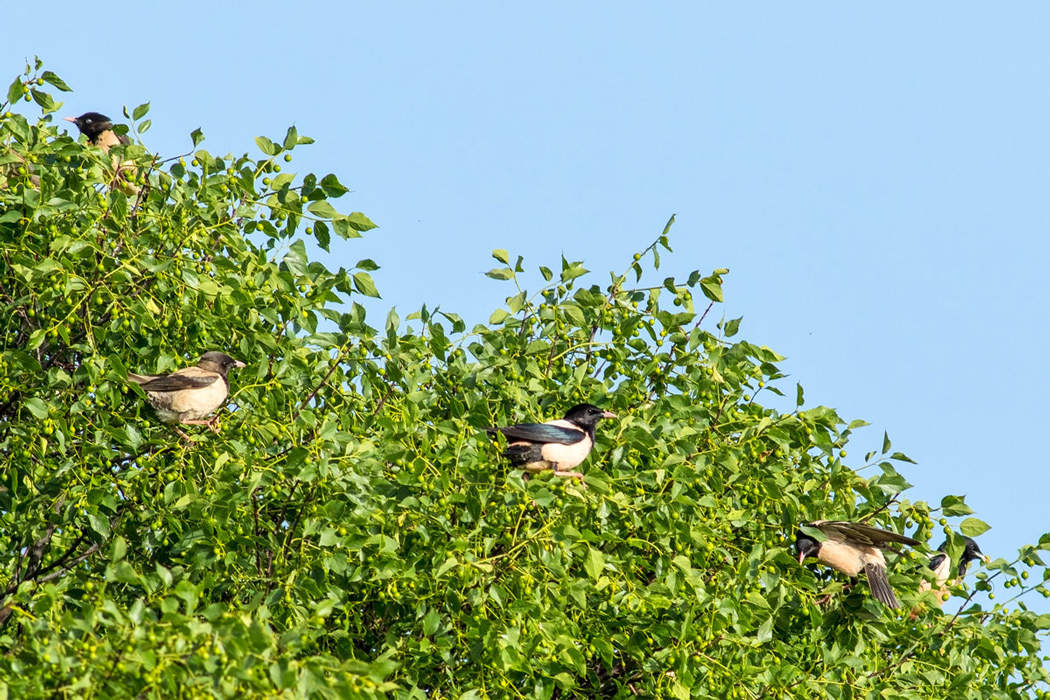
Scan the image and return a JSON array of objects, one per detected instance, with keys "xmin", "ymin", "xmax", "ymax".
[
  {"xmin": 30, "ymin": 89, "xmax": 57, "ymax": 114},
  {"xmin": 155, "ymin": 563, "xmax": 173, "ymax": 588},
  {"xmin": 584, "ymin": 547, "xmax": 605, "ymax": 581},
  {"xmin": 422, "ymin": 609, "xmax": 441, "ymax": 636},
  {"xmin": 22, "ymin": 397, "xmax": 48, "ymax": 419},
  {"xmin": 723, "ymin": 317, "xmax": 741, "ymax": 338},
  {"xmin": 7, "ymin": 77, "xmax": 22, "ymax": 104},
  {"xmin": 960, "ymin": 518, "xmax": 991, "ymax": 537},
  {"xmin": 560, "ymin": 258, "xmax": 588, "ymax": 282},
  {"xmin": 755, "ymin": 617, "xmax": 774, "ymax": 644},
  {"xmin": 700, "ymin": 273, "xmax": 724, "ymax": 303},
  {"xmin": 492, "ymin": 249, "xmax": 509, "ymax": 264},
  {"xmin": 255, "ymin": 135, "xmax": 278, "ymax": 156},
  {"xmin": 800, "ymin": 525, "xmax": 827, "ymax": 542},
  {"xmin": 319, "ymin": 173, "xmax": 349, "ymax": 197},
  {"xmin": 40, "ymin": 71, "xmax": 71, "ymax": 92},
  {"xmin": 87, "ymin": 513, "xmax": 110, "ymax": 538},
  {"xmin": 190, "ymin": 128, "xmax": 205, "ymax": 146},
  {"xmin": 308, "ymin": 200, "xmax": 339, "ymax": 219},
  {"xmin": 132, "ymin": 102, "xmax": 150, "ymax": 120},
  {"xmin": 346, "ymin": 212, "xmax": 377, "ymax": 231},
  {"xmin": 111, "ymin": 536, "xmax": 127, "ymax": 562},
  {"xmin": 353, "ymin": 272, "xmax": 380, "ymax": 297},
  {"xmin": 283, "ymin": 125, "xmax": 298, "ymax": 151},
  {"xmin": 313, "ymin": 221, "xmax": 331, "ymax": 251},
  {"xmin": 284, "ymin": 240, "xmax": 309, "ymax": 276},
  {"xmin": 485, "ymin": 267, "xmax": 515, "ymax": 281},
  {"xmin": 882, "ymin": 431, "xmax": 891, "ymax": 454},
  {"xmin": 661, "ymin": 213, "xmax": 676, "ymax": 237},
  {"xmin": 110, "ymin": 561, "xmax": 140, "ymax": 585},
  {"xmin": 940, "ymin": 495, "xmax": 975, "ymax": 517}
]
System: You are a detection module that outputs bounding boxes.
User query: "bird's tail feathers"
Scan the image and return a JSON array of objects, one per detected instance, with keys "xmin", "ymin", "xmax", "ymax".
[
  {"xmin": 502, "ymin": 443, "xmax": 543, "ymax": 465},
  {"xmin": 865, "ymin": 563, "xmax": 900, "ymax": 608}
]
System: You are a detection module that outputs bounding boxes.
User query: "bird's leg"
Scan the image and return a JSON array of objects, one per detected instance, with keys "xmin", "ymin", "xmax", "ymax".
[
  {"xmin": 182, "ymin": 417, "xmax": 220, "ymax": 433},
  {"xmin": 172, "ymin": 426, "xmax": 194, "ymax": 442}
]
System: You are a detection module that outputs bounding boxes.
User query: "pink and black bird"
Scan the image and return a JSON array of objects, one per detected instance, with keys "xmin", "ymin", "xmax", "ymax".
[
  {"xmin": 485, "ymin": 403, "xmax": 616, "ymax": 480},
  {"xmin": 796, "ymin": 520, "xmax": 920, "ymax": 608},
  {"xmin": 64, "ymin": 112, "xmax": 129, "ymax": 152},
  {"xmin": 920, "ymin": 537, "xmax": 988, "ymax": 606},
  {"xmin": 128, "ymin": 352, "xmax": 245, "ymax": 439}
]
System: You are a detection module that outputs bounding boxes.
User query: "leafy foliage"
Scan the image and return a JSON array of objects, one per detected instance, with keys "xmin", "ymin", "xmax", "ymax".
[{"xmin": 1, "ymin": 61, "xmax": 1050, "ymax": 699}]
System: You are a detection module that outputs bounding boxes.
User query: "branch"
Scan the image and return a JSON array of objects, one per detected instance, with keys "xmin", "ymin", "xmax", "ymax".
[
  {"xmin": 34, "ymin": 542, "xmax": 101, "ymax": 585},
  {"xmin": 291, "ymin": 352, "xmax": 344, "ymax": 421}
]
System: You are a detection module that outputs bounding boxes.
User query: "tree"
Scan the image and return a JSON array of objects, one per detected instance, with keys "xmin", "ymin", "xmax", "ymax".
[{"xmin": 1, "ymin": 60, "xmax": 1049, "ymax": 699}]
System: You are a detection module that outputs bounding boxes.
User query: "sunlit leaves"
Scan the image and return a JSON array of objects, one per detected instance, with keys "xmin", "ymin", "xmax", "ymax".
[
  {"xmin": 961, "ymin": 517, "xmax": 992, "ymax": 537},
  {"xmin": 255, "ymin": 135, "xmax": 278, "ymax": 156},
  {"xmin": 0, "ymin": 61, "xmax": 1047, "ymax": 700}
]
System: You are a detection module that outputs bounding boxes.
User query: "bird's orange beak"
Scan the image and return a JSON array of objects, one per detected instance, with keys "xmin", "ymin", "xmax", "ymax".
[
  {"xmin": 233, "ymin": 360, "xmax": 246, "ymax": 368},
  {"xmin": 602, "ymin": 411, "xmax": 617, "ymax": 419},
  {"xmin": 63, "ymin": 116, "xmax": 77, "ymax": 123},
  {"xmin": 797, "ymin": 551, "xmax": 806, "ymax": 565}
]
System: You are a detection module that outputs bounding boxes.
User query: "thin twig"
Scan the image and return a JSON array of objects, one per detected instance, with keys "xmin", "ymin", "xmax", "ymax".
[{"xmin": 292, "ymin": 353, "xmax": 344, "ymax": 421}]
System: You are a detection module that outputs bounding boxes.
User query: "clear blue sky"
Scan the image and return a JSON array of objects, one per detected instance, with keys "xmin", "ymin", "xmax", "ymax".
[{"xmin": 8, "ymin": 4, "xmax": 1049, "ymax": 604}]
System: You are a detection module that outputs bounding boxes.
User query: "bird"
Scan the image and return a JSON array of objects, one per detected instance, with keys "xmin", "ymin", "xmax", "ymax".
[
  {"xmin": 64, "ymin": 112, "xmax": 140, "ymax": 195},
  {"xmin": 795, "ymin": 520, "xmax": 920, "ymax": 608},
  {"xmin": 128, "ymin": 352, "xmax": 245, "ymax": 438},
  {"xmin": 485, "ymin": 403, "xmax": 617, "ymax": 480},
  {"xmin": 919, "ymin": 537, "xmax": 989, "ymax": 605},
  {"xmin": 64, "ymin": 112, "xmax": 130, "ymax": 153}
]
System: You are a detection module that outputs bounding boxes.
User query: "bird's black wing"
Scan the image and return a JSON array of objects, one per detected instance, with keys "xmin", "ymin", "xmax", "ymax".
[
  {"xmin": 486, "ymin": 423, "xmax": 584, "ymax": 445},
  {"xmin": 134, "ymin": 373, "xmax": 218, "ymax": 392},
  {"xmin": 813, "ymin": 521, "xmax": 919, "ymax": 548}
]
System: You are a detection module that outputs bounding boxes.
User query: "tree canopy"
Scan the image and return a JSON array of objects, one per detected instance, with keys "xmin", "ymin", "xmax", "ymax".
[{"xmin": 2, "ymin": 60, "xmax": 1050, "ymax": 699}]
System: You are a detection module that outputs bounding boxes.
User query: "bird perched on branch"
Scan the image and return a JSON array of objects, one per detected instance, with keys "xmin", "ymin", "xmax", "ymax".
[
  {"xmin": 919, "ymin": 537, "xmax": 988, "ymax": 606},
  {"xmin": 128, "ymin": 352, "xmax": 244, "ymax": 439},
  {"xmin": 796, "ymin": 520, "xmax": 920, "ymax": 608},
  {"xmin": 65, "ymin": 111, "xmax": 139, "ymax": 195},
  {"xmin": 485, "ymin": 403, "xmax": 616, "ymax": 480},
  {"xmin": 64, "ymin": 112, "xmax": 130, "ymax": 153}
]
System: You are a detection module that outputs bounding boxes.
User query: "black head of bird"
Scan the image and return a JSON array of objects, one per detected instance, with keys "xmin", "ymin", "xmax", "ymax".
[
  {"xmin": 795, "ymin": 530, "xmax": 822, "ymax": 564},
  {"xmin": 64, "ymin": 112, "xmax": 130, "ymax": 149},
  {"xmin": 562, "ymin": 403, "xmax": 618, "ymax": 432},
  {"xmin": 196, "ymin": 351, "xmax": 245, "ymax": 377},
  {"xmin": 934, "ymin": 537, "xmax": 989, "ymax": 578},
  {"xmin": 65, "ymin": 112, "xmax": 115, "ymax": 140}
]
